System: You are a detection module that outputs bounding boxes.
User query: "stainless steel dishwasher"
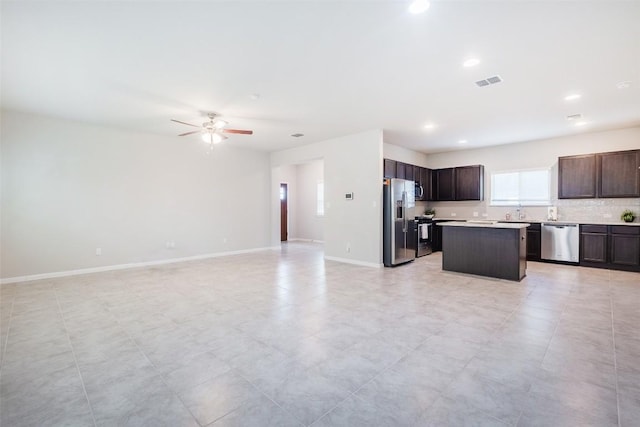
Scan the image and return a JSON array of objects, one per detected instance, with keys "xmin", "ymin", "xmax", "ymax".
[{"xmin": 541, "ymin": 223, "xmax": 580, "ymax": 263}]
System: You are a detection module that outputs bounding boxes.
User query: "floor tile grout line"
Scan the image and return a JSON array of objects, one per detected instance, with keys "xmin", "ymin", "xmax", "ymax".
[
  {"xmin": 53, "ymin": 285, "xmax": 98, "ymax": 427},
  {"xmin": 0, "ymin": 296, "xmax": 16, "ymax": 378},
  {"xmin": 108, "ymin": 303, "xmax": 204, "ymax": 427},
  {"xmin": 228, "ymin": 368, "xmax": 305, "ymax": 427},
  {"xmin": 609, "ymin": 270, "xmax": 622, "ymax": 427}
]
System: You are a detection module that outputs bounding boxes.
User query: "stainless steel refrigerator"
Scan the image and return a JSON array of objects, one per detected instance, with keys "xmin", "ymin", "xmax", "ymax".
[{"xmin": 383, "ymin": 178, "xmax": 417, "ymax": 267}]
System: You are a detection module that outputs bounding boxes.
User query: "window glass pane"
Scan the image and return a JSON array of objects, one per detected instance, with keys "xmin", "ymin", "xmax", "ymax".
[{"xmin": 491, "ymin": 169, "xmax": 550, "ymax": 205}]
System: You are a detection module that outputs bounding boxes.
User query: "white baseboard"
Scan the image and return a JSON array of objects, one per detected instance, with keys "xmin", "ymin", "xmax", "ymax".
[
  {"xmin": 0, "ymin": 246, "xmax": 280, "ymax": 285},
  {"xmin": 288, "ymin": 238, "xmax": 325, "ymax": 243},
  {"xmin": 323, "ymin": 255, "xmax": 382, "ymax": 268}
]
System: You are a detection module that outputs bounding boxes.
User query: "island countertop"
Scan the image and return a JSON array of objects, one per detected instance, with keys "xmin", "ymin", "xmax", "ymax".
[{"xmin": 438, "ymin": 221, "xmax": 530, "ymax": 229}]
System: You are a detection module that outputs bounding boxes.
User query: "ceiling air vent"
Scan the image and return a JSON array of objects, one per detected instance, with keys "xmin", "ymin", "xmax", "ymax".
[
  {"xmin": 475, "ymin": 75, "xmax": 503, "ymax": 87},
  {"xmin": 291, "ymin": 133, "xmax": 304, "ymax": 138},
  {"xmin": 566, "ymin": 114, "xmax": 582, "ymax": 121}
]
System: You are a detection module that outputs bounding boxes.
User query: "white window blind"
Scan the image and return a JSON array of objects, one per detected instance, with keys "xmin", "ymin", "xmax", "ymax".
[
  {"xmin": 491, "ymin": 168, "xmax": 550, "ymax": 206},
  {"xmin": 317, "ymin": 181, "xmax": 324, "ymax": 216}
]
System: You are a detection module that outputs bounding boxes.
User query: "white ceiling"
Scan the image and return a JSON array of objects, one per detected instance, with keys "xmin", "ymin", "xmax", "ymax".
[{"xmin": 2, "ymin": 1, "xmax": 640, "ymax": 153}]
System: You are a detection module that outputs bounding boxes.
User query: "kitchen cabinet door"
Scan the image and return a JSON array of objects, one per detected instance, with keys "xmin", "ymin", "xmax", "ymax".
[
  {"xmin": 396, "ymin": 162, "xmax": 406, "ymax": 179},
  {"xmin": 580, "ymin": 226, "xmax": 608, "ymax": 264},
  {"xmin": 404, "ymin": 163, "xmax": 414, "ymax": 181},
  {"xmin": 434, "ymin": 168, "xmax": 455, "ymax": 201},
  {"xmin": 610, "ymin": 226, "xmax": 640, "ymax": 267},
  {"xmin": 526, "ymin": 225, "xmax": 541, "ymax": 261},
  {"xmin": 455, "ymin": 165, "xmax": 484, "ymax": 201},
  {"xmin": 558, "ymin": 154, "xmax": 597, "ymax": 199},
  {"xmin": 422, "ymin": 167, "xmax": 432, "ymax": 201},
  {"xmin": 610, "ymin": 234, "xmax": 640, "ymax": 266},
  {"xmin": 383, "ymin": 159, "xmax": 396, "ymax": 179},
  {"xmin": 598, "ymin": 150, "xmax": 640, "ymax": 198}
]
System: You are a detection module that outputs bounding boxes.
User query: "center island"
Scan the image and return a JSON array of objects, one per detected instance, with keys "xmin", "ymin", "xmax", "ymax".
[{"xmin": 439, "ymin": 221, "xmax": 529, "ymax": 281}]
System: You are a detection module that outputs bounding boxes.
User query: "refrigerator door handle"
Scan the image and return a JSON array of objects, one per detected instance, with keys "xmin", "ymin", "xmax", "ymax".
[
  {"xmin": 419, "ymin": 185, "xmax": 424, "ymax": 198},
  {"xmin": 402, "ymin": 191, "xmax": 407, "ymax": 232}
]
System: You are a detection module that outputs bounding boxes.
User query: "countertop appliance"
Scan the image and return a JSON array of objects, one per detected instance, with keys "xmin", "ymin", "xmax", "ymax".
[
  {"xmin": 541, "ymin": 223, "xmax": 579, "ymax": 263},
  {"xmin": 416, "ymin": 217, "xmax": 433, "ymax": 257},
  {"xmin": 383, "ymin": 178, "xmax": 416, "ymax": 266}
]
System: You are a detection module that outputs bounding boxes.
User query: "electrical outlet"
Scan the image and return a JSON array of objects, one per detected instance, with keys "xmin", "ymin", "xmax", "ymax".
[
  {"xmin": 451, "ymin": 213, "xmax": 457, "ymax": 217},
  {"xmin": 473, "ymin": 212, "xmax": 479, "ymax": 217},
  {"xmin": 95, "ymin": 248, "xmax": 102, "ymax": 256},
  {"xmin": 603, "ymin": 213, "xmax": 612, "ymax": 218},
  {"xmin": 346, "ymin": 243, "xmax": 351, "ymax": 253},
  {"xmin": 223, "ymin": 237, "xmax": 227, "ymax": 243}
]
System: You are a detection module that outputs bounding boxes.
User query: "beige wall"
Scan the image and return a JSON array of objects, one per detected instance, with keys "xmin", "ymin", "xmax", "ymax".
[
  {"xmin": 1, "ymin": 110, "xmax": 273, "ymax": 281},
  {"xmin": 294, "ymin": 160, "xmax": 324, "ymax": 241},
  {"xmin": 271, "ymin": 129, "xmax": 383, "ymax": 266},
  {"xmin": 425, "ymin": 126, "xmax": 640, "ymax": 222}
]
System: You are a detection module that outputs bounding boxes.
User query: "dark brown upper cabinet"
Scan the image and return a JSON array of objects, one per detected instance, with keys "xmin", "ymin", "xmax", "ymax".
[
  {"xmin": 383, "ymin": 158, "xmax": 396, "ymax": 179},
  {"xmin": 395, "ymin": 161, "xmax": 406, "ymax": 179},
  {"xmin": 434, "ymin": 168, "xmax": 456, "ymax": 201},
  {"xmin": 558, "ymin": 154, "xmax": 597, "ymax": 199},
  {"xmin": 403, "ymin": 162, "xmax": 414, "ymax": 181},
  {"xmin": 455, "ymin": 165, "xmax": 484, "ymax": 201},
  {"xmin": 597, "ymin": 150, "xmax": 640, "ymax": 198},
  {"xmin": 559, "ymin": 149, "xmax": 640, "ymax": 199},
  {"xmin": 422, "ymin": 167, "xmax": 433, "ymax": 201}
]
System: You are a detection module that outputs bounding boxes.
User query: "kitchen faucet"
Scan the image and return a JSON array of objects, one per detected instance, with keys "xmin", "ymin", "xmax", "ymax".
[{"xmin": 516, "ymin": 204, "xmax": 525, "ymax": 220}]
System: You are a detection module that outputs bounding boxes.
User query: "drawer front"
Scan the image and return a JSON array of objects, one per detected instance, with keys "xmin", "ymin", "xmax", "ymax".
[
  {"xmin": 610, "ymin": 226, "xmax": 640, "ymax": 235},
  {"xmin": 581, "ymin": 224, "xmax": 608, "ymax": 233}
]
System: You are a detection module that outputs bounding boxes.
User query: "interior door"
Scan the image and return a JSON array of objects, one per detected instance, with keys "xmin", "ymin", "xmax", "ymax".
[{"xmin": 280, "ymin": 183, "xmax": 288, "ymax": 242}]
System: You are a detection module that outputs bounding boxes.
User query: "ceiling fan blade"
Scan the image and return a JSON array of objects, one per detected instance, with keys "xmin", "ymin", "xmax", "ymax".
[
  {"xmin": 223, "ymin": 129, "xmax": 253, "ymax": 135},
  {"xmin": 171, "ymin": 119, "xmax": 200, "ymax": 128},
  {"xmin": 178, "ymin": 130, "xmax": 202, "ymax": 137}
]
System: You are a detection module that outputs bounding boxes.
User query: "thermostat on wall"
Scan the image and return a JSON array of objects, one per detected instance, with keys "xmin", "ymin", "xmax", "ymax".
[{"xmin": 345, "ymin": 192, "xmax": 354, "ymax": 200}]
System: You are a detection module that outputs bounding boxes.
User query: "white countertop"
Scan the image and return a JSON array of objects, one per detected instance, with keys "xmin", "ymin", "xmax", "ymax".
[{"xmin": 438, "ymin": 221, "xmax": 530, "ymax": 229}]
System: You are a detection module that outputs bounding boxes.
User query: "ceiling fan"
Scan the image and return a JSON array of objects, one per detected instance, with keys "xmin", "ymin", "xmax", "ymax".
[{"xmin": 171, "ymin": 113, "xmax": 253, "ymax": 145}]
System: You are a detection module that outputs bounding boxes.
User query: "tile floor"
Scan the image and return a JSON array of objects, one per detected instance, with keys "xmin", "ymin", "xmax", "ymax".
[{"xmin": 1, "ymin": 242, "xmax": 639, "ymax": 426}]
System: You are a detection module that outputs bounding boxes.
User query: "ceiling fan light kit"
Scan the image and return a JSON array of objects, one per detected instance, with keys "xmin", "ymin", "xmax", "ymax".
[{"xmin": 202, "ymin": 132, "xmax": 223, "ymax": 145}]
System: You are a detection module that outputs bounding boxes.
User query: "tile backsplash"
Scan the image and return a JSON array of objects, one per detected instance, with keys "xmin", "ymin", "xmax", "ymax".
[{"xmin": 427, "ymin": 198, "xmax": 640, "ymax": 223}]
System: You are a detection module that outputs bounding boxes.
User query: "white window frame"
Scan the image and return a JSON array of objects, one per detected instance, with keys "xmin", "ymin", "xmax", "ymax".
[
  {"xmin": 316, "ymin": 181, "xmax": 325, "ymax": 216},
  {"xmin": 490, "ymin": 167, "xmax": 551, "ymax": 206}
]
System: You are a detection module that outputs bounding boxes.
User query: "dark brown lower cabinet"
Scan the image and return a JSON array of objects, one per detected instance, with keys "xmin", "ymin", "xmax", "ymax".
[
  {"xmin": 580, "ymin": 225, "xmax": 608, "ymax": 264},
  {"xmin": 580, "ymin": 224, "xmax": 640, "ymax": 272},
  {"xmin": 526, "ymin": 224, "xmax": 541, "ymax": 261},
  {"xmin": 441, "ymin": 225, "xmax": 526, "ymax": 281},
  {"xmin": 610, "ymin": 226, "xmax": 640, "ymax": 267}
]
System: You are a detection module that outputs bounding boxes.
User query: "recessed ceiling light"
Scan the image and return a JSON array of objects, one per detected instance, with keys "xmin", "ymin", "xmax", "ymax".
[
  {"xmin": 574, "ymin": 121, "xmax": 588, "ymax": 127},
  {"xmin": 564, "ymin": 94, "xmax": 581, "ymax": 101},
  {"xmin": 458, "ymin": 139, "xmax": 468, "ymax": 144},
  {"xmin": 424, "ymin": 123, "xmax": 436, "ymax": 130},
  {"xmin": 616, "ymin": 81, "xmax": 632, "ymax": 89},
  {"xmin": 408, "ymin": 0, "xmax": 430, "ymax": 14},
  {"xmin": 463, "ymin": 58, "xmax": 480, "ymax": 68}
]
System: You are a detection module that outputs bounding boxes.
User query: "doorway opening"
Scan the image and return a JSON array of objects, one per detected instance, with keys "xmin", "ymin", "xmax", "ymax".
[{"xmin": 280, "ymin": 183, "xmax": 288, "ymax": 241}]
